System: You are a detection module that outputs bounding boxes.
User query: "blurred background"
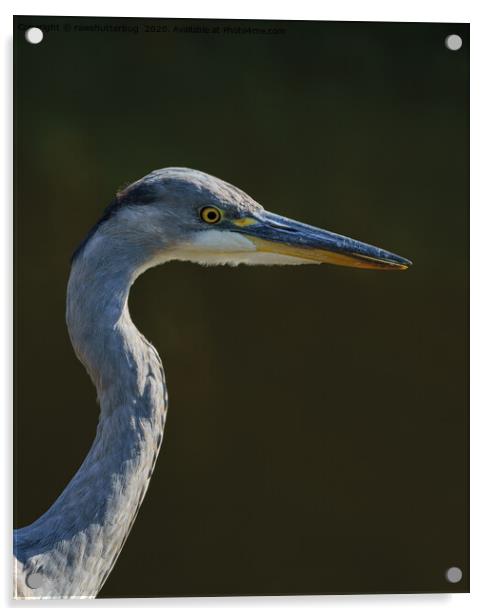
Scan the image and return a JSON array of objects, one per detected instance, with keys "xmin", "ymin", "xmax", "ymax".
[{"xmin": 14, "ymin": 17, "xmax": 469, "ymax": 596}]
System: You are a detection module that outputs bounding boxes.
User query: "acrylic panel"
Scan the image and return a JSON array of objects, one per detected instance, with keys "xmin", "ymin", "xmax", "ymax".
[{"xmin": 13, "ymin": 16, "xmax": 469, "ymax": 599}]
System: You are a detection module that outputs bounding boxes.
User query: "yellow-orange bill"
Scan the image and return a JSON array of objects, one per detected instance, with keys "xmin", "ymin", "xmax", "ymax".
[{"xmin": 231, "ymin": 210, "xmax": 412, "ymax": 271}]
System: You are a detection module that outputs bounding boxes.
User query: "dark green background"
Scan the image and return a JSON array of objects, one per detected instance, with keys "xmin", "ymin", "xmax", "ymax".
[{"xmin": 14, "ymin": 17, "xmax": 469, "ymax": 597}]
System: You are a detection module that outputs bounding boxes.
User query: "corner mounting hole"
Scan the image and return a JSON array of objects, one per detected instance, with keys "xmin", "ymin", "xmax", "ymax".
[
  {"xmin": 26, "ymin": 572, "xmax": 43, "ymax": 589},
  {"xmin": 25, "ymin": 27, "xmax": 43, "ymax": 45},
  {"xmin": 446, "ymin": 566, "xmax": 463, "ymax": 583},
  {"xmin": 445, "ymin": 34, "xmax": 462, "ymax": 51}
]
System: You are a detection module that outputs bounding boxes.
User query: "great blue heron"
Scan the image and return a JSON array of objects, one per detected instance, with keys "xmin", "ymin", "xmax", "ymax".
[{"xmin": 13, "ymin": 167, "xmax": 411, "ymax": 598}]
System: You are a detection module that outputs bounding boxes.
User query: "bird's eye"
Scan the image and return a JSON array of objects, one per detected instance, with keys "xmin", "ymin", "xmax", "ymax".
[{"xmin": 200, "ymin": 206, "xmax": 222, "ymax": 224}]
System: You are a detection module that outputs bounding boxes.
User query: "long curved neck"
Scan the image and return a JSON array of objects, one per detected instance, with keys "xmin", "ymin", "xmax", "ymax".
[{"xmin": 14, "ymin": 238, "xmax": 167, "ymax": 599}]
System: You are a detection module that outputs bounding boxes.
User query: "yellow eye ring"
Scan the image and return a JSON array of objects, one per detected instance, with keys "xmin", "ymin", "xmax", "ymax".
[{"xmin": 200, "ymin": 206, "xmax": 222, "ymax": 224}]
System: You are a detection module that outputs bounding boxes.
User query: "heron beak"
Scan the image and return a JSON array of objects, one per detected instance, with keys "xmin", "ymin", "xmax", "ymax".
[{"xmin": 232, "ymin": 211, "xmax": 412, "ymax": 270}]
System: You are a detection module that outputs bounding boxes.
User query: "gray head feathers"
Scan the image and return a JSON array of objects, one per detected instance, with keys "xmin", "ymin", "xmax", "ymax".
[{"xmin": 71, "ymin": 167, "xmax": 263, "ymax": 262}]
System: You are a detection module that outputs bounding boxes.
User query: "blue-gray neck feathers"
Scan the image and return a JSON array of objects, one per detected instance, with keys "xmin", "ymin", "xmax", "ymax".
[{"xmin": 14, "ymin": 233, "xmax": 168, "ymax": 598}]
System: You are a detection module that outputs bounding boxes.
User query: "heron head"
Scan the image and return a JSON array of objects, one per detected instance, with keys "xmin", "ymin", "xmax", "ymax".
[{"xmin": 73, "ymin": 167, "xmax": 411, "ymax": 271}]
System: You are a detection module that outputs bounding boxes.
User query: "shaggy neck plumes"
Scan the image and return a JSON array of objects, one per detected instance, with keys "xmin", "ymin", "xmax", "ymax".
[{"xmin": 13, "ymin": 234, "xmax": 167, "ymax": 599}]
